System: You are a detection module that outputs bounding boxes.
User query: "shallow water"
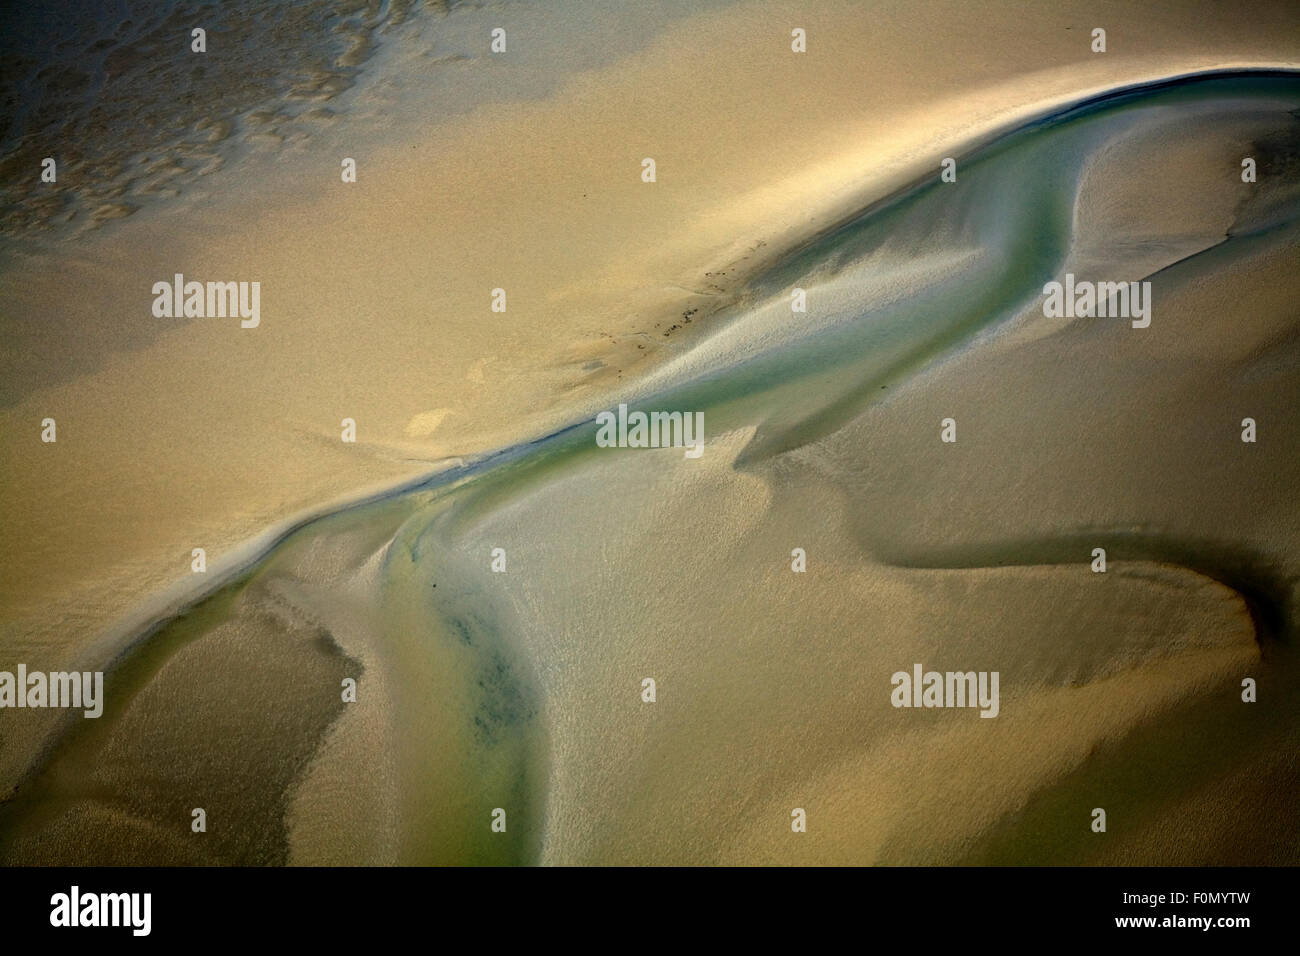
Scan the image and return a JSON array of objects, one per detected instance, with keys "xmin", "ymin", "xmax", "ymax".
[{"xmin": 0, "ymin": 0, "xmax": 435, "ymax": 246}]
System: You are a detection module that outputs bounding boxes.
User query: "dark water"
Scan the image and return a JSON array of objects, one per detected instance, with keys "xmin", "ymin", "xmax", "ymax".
[{"xmin": 0, "ymin": 0, "xmax": 430, "ymax": 243}]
